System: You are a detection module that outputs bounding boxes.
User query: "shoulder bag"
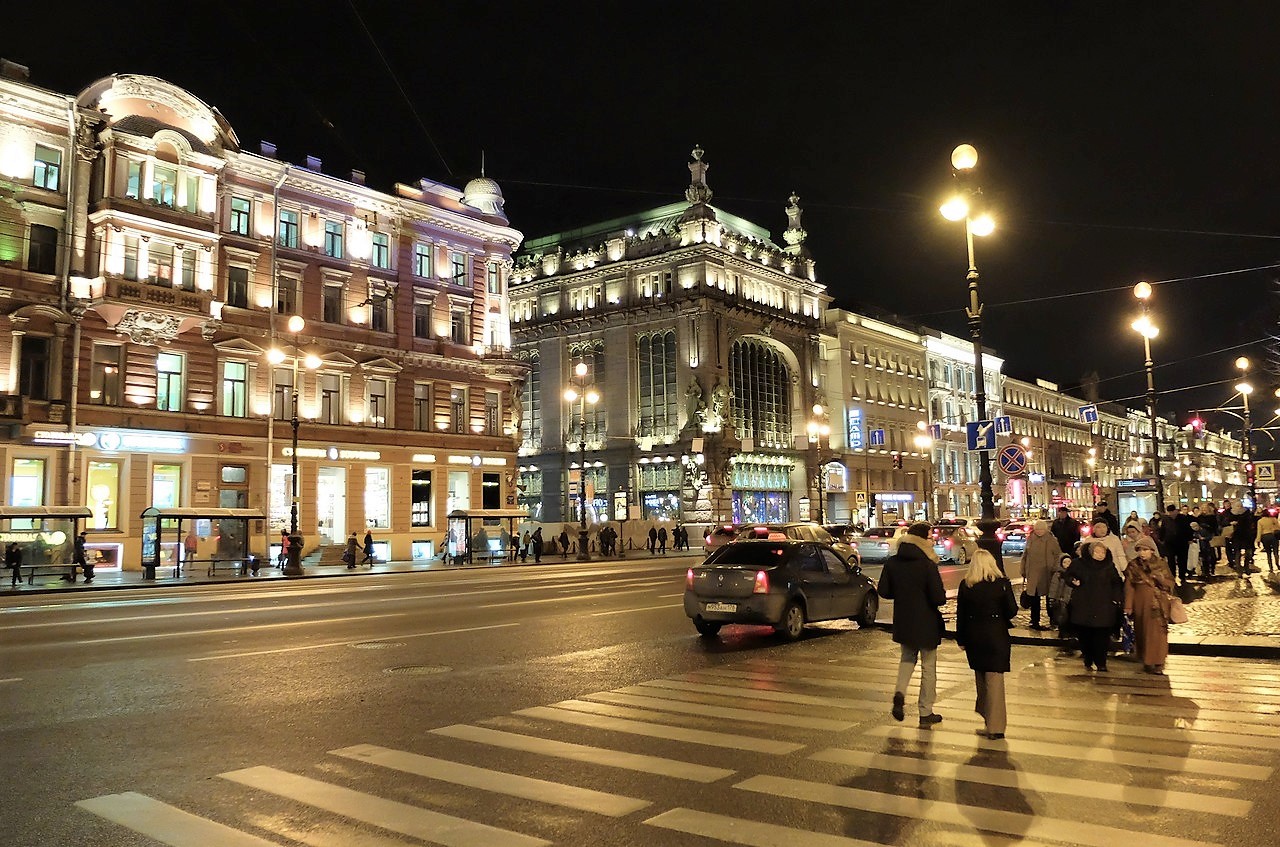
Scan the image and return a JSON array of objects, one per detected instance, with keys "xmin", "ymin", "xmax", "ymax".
[{"xmin": 1168, "ymin": 596, "xmax": 1189, "ymax": 624}]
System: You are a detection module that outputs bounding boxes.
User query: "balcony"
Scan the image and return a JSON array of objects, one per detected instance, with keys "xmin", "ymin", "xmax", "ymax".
[{"xmin": 105, "ymin": 277, "xmax": 210, "ymax": 313}]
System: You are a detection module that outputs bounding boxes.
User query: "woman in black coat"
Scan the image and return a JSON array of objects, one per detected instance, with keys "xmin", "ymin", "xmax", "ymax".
[
  {"xmin": 956, "ymin": 549, "xmax": 1018, "ymax": 739},
  {"xmin": 1065, "ymin": 541, "xmax": 1125, "ymax": 672}
]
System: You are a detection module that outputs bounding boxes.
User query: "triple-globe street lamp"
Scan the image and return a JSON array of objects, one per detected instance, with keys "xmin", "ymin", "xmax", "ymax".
[
  {"xmin": 266, "ymin": 314, "xmax": 320, "ymax": 575},
  {"xmin": 563, "ymin": 362, "xmax": 599, "ymax": 561},
  {"xmin": 1235, "ymin": 356, "xmax": 1256, "ymax": 510},
  {"xmin": 913, "ymin": 421, "xmax": 934, "ymax": 521},
  {"xmin": 806, "ymin": 404, "xmax": 832, "ymax": 525},
  {"xmin": 1131, "ymin": 281, "xmax": 1165, "ymax": 514}
]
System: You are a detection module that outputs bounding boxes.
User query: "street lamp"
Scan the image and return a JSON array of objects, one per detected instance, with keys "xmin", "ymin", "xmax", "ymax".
[
  {"xmin": 941, "ymin": 143, "xmax": 999, "ymax": 556},
  {"xmin": 914, "ymin": 420, "xmax": 934, "ymax": 521},
  {"xmin": 265, "ymin": 314, "xmax": 318, "ymax": 575},
  {"xmin": 1236, "ymin": 356, "xmax": 1255, "ymax": 510},
  {"xmin": 564, "ymin": 362, "xmax": 599, "ymax": 561},
  {"xmin": 807, "ymin": 404, "xmax": 832, "ymax": 524},
  {"xmin": 1132, "ymin": 282, "xmax": 1165, "ymax": 513}
]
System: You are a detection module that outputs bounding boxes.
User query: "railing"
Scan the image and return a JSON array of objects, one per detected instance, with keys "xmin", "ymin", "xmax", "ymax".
[{"xmin": 106, "ymin": 277, "xmax": 209, "ymax": 312}]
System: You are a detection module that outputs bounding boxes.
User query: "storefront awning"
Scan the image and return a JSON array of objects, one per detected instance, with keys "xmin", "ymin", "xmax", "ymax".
[
  {"xmin": 139, "ymin": 507, "xmax": 266, "ymax": 520},
  {"xmin": 0, "ymin": 506, "xmax": 93, "ymax": 519}
]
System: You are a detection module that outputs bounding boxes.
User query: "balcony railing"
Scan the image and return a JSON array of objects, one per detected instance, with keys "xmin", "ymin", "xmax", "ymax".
[{"xmin": 106, "ymin": 277, "xmax": 209, "ymax": 312}]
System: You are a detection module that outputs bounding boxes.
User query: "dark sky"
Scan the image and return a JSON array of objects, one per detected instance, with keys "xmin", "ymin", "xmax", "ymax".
[{"xmin": 7, "ymin": 1, "xmax": 1280, "ymax": 442}]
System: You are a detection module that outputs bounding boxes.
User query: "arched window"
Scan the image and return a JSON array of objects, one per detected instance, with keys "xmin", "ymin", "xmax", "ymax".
[
  {"xmin": 637, "ymin": 331, "xmax": 677, "ymax": 440},
  {"xmin": 521, "ymin": 352, "xmax": 540, "ymax": 450},
  {"xmin": 730, "ymin": 339, "xmax": 791, "ymax": 449}
]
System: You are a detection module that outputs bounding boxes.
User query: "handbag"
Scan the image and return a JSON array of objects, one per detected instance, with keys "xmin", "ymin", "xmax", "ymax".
[
  {"xmin": 1168, "ymin": 596, "xmax": 1189, "ymax": 624},
  {"xmin": 1019, "ymin": 590, "xmax": 1033, "ymax": 610},
  {"xmin": 1210, "ymin": 535, "xmax": 1225, "ymax": 548}
]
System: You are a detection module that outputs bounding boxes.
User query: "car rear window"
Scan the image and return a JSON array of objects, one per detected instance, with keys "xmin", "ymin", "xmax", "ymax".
[
  {"xmin": 708, "ymin": 543, "xmax": 791, "ymax": 566},
  {"xmin": 864, "ymin": 527, "xmax": 899, "ymax": 538}
]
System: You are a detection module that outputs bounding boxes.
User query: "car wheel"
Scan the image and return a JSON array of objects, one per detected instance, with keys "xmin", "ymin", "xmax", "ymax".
[
  {"xmin": 693, "ymin": 617, "xmax": 722, "ymax": 638},
  {"xmin": 954, "ymin": 548, "xmax": 967, "ymax": 566},
  {"xmin": 855, "ymin": 593, "xmax": 880, "ymax": 628},
  {"xmin": 775, "ymin": 601, "xmax": 806, "ymax": 641}
]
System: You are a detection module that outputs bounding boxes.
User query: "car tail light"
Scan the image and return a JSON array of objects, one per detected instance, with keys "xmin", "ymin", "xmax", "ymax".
[
  {"xmin": 1081, "ymin": 525, "xmax": 1092, "ymax": 537},
  {"xmin": 686, "ymin": 568, "xmax": 695, "ymax": 588},
  {"xmin": 752, "ymin": 570, "xmax": 769, "ymax": 594},
  {"xmin": 997, "ymin": 530, "xmax": 1006, "ymax": 541},
  {"xmin": 945, "ymin": 539, "xmax": 953, "ymax": 548}
]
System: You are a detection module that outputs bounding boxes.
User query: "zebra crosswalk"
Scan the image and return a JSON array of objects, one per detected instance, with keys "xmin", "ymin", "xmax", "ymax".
[{"xmin": 75, "ymin": 646, "xmax": 1276, "ymax": 846}]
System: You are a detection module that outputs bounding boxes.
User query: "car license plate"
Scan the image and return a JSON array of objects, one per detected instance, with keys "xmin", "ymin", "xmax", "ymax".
[{"xmin": 705, "ymin": 602, "xmax": 737, "ymax": 613}]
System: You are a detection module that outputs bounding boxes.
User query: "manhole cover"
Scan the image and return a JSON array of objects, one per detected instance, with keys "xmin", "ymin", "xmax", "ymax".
[
  {"xmin": 384, "ymin": 665, "xmax": 452, "ymax": 676},
  {"xmin": 351, "ymin": 641, "xmax": 405, "ymax": 650}
]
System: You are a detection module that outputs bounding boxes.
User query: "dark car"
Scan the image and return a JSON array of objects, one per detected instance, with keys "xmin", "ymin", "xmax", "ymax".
[
  {"xmin": 854, "ymin": 525, "xmax": 909, "ymax": 563},
  {"xmin": 683, "ymin": 539, "xmax": 879, "ymax": 640}
]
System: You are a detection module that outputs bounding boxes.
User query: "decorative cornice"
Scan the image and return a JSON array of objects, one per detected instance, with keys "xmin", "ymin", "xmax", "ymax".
[{"xmin": 114, "ymin": 309, "xmax": 182, "ymax": 347}]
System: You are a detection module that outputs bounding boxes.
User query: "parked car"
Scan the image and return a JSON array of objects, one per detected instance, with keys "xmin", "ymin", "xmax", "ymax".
[
  {"xmin": 684, "ymin": 539, "xmax": 879, "ymax": 639},
  {"xmin": 1000, "ymin": 521, "xmax": 1031, "ymax": 555},
  {"xmin": 823, "ymin": 524, "xmax": 859, "ymax": 545},
  {"xmin": 737, "ymin": 523, "xmax": 859, "ymax": 565},
  {"xmin": 702, "ymin": 525, "xmax": 739, "ymax": 555},
  {"xmin": 854, "ymin": 525, "xmax": 910, "ymax": 563},
  {"xmin": 932, "ymin": 520, "xmax": 980, "ymax": 564}
]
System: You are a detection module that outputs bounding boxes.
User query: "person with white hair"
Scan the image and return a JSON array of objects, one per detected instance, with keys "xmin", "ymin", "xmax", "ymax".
[
  {"xmin": 956, "ymin": 549, "xmax": 1018, "ymax": 739},
  {"xmin": 1021, "ymin": 520, "xmax": 1064, "ymax": 631}
]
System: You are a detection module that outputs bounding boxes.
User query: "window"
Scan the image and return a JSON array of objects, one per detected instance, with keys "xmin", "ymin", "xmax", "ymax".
[
  {"xmin": 123, "ymin": 235, "xmax": 139, "ymax": 281},
  {"xmin": 637, "ymin": 331, "xmax": 677, "ymax": 439},
  {"xmin": 227, "ymin": 266, "xmax": 249, "ymax": 308},
  {"xmin": 27, "ymin": 224, "xmax": 57, "ymax": 275},
  {"xmin": 229, "ymin": 197, "xmax": 251, "ymax": 235},
  {"xmin": 414, "ymin": 242, "xmax": 432, "ymax": 277},
  {"xmin": 414, "ymin": 383, "xmax": 431, "ymax": 431},
  {"xmin": 219, "ymin": 464, "xmax": 248, "ymax": 509},
  {"xmin": 152, "ymin": 463, "xmax": 183, "ymax": 508},
  {"xmin": 450, "ymin": 251, "xmax": 467, "ymax": 285},
  {"xmin": 183, "ymin": 174, "xmax": 199, "ymax": 213},
  {"xmin": 18, "ymin": 336, "xmax": 50, "ymax": 401},
  {"xmin": 450, "ymin": 308, "xmax": 468, "ymax": 344},
  {"xmin": 365, "ymin": 467, "xmax": 390, "ymax": 528},
  {"xmin": 323, "ymin": 283, "xmax": 342, "ymax": 323},
  {"xmin": 278, "ymin": 209, "xmax": 299, "ymax": 248},
  {"xmin": 413, "ymin": 300, "xmax": 432, "ymax": 338},
  {"xmin": 153, "ymin": 165, "xmax": 177, "ymax": 208},
  {"xmin": 482, "ymin": 472, "xmax": 501, "ymax": 510},
  {"xmin": 276, "ymin": 276, "xmax": 296, "ymax": 315},
  {"xmin": 89, "ymin": 344, "xmax": 122, "ymax": 405},
  {"xmin": 368, "ymin": 378, "xmax": 389, "ymax": 428},
  {"xmin": 156, "ymin": 352, "xmax": 184, "ymax": 411},
  {"xmin": 86, "ymin": 460, "xmax": 122, "ymax": 529},
  {"xmin": 450, "ymin": 387, "xmax": 467, "ymax": 433},
  {"xmin": 318, "ymin": 373, "xmax": 341, "ymax": 424},
  {"xmin": 32, "ymin": 145, "xmax": 61, "ymax": 190},
  {"xmin": 10, "ymin": 458, "xmax": 46, "ymax": 507},
  {"xmin": 370, "ymin": 291, "xmax": 390, "ymax": 332},
  {"xmin": 221, "ymin": 361, "xmax": 248, "ymax": 417},
  {"xmin": 486, "ymin": 261, "xmax": 500, "ymax": 294},
  {"xmin": 568, "ymin": 343, "xmax": 605, "ymax": 444},
  {"xmin": 729, "ymin": 338, "xmax": 792, "ymax": 449},
  {"xmin": 324, "ymin": 221, "xmax": 344, "ymax": 258},
  {"xmin": 126, "ymin": 161, "xmax": 142, "ymax": 199},
  {"xmin": 272, "ymin": 368, "xmax": 294, "ymax": 420},
  {"xmin": 371, "ymin": 232, "xmax": 390, "ymax": 269},
  {"xmin": 521, "ymin": 353, "xmax": 540, "ymax": 450},
  {"xmin": 178, "ymin": 249, "xmax": 195, "ymax": 290},
  {"xmin": 485, "ymin": 390, "xmax": 500, "ymax": 435},
  {"xmin": 148, "ymin": 242, "xmax": 173, "ymax": 285},
  {"xmin": 411, "ymin": 469, "xmax": 432, "ymax": 527}
]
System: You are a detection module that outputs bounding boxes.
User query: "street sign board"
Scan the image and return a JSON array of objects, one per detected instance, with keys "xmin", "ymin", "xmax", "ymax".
[
  {"xmin": 613, "ymin": 490, "xmax": 628, "ymax": 522},
  {"xmin": 927, "ymin": 423, "xmax": 942, "ymax": 440},
  {"xmin": 966, "ymin": 420, "xmax": 996, "ymax": 451},
  {"xmin": 869, "ymin": 428, "xmax": 886, "ymax": 447},
  {"xmin": 1079, "ymin": 404, "xmax": 1099, "ymax": 423},
  {"xmin": 1256, "ymin": 461, "xmax": 1276, "ymax": 483},
  {"xmin": 995, "ymin": 415, "xmax": 1012, "ymax": 435},
  {"xmin": 854, "ymin": 490, "xmax": 867, "ymax": 505},
  {"xmin": 997, "ymin": 445, "xmax": 1027, "ymax": 476}
]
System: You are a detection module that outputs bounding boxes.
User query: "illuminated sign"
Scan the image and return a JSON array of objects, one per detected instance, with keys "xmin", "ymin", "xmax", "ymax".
[
  {"xmin": 281, "ymin": 447, "xmax": 381, "ymax": 461},
  {"xmin": 411, "ymin": 454, "xmax": 438, "ymax": 463},
  {"xmin": 847, "ymin": 409, "xmax": 863, "ymax": 450},
  {"xmin": 874, "ymin": 493, "xmax": 915, "ymax": 502},
  {"xmin": 613, "ymin": 490, "xmax": 628, "ymax": 522},
  {"xmin": 35, "ymin": 429, "xmax": 187, "ymax": 453},
  {"xmin": 0, "ymin": 530, "xmax": 67, "ymax": 545}
]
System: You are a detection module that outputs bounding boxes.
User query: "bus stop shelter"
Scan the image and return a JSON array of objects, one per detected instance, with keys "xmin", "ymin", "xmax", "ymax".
[
  {"xmin": 445, "ymin": 509, "xmax": 530, "ymax": 564},
  {"xmin": 0, "ymin": 506, "xmax": 93, "ymax": 578},
  {"xmin": 140, "ymin": 507, "xmax": 266, "ymax": 579}
]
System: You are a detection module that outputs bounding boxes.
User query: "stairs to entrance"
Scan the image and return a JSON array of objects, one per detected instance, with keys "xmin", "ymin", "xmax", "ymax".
[{"xmin": 307, "ymin": 544, "xmax": 352, "ymax": 566}]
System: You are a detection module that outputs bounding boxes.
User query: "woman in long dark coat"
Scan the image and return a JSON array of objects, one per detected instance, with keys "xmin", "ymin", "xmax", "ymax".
[
  {"xmin": 1124, "ymin": 534, "xmax": 1175, "ymax": 674},
  {"xmin": 1065, "ymin": 541, "xmax": 1125, "ymax": 672},
  {"xmin": 956, "ymin": 549, "xmax": 1018, "ymax": 739}
]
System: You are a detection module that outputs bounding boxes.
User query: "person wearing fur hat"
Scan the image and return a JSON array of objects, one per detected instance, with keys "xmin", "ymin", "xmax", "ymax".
[
  {"xmin": 877, "ymin": 522, "xmax": 947, "ymax": 726},
  {"xmin": 1065, "ymin": 541, "xmax": 1125, "ymax": 672},
  {"xmin": 1124, "ymin": 534, "xmax": 1176, "ymax": 674},
  {"xmin": 1020, "ymin": 520, "xmax": 1064, "ymax": 630}
]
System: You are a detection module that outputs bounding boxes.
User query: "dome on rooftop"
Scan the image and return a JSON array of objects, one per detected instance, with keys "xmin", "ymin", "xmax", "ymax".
[{"xmin": 462, "ymin": 176, "xmax": 505, "ymax": 218}]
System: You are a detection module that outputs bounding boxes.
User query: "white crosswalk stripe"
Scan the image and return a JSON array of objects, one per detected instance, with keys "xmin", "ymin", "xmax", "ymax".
[{"xmin": 74, "ymin": 648, "xmax": 1277, "ymax": 847}]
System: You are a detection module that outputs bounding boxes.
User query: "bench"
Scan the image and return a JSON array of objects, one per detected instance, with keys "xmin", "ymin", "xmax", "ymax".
[
  {"xmin": 203, "ymin": 557, "xmax": 258, "ymax": 577},
  {"xmin": 11, "ymin": 563, "xmax": 80, "ymax": 586}
]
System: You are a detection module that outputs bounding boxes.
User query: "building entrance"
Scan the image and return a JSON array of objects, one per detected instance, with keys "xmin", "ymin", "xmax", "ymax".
[{"xmin": 317, "ymin": 467, "xmax": 346, "ymax": 544}]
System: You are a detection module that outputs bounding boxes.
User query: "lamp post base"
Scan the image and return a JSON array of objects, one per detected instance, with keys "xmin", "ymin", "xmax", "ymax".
[
  {"xmin": 577, "ymin": 528, "xmax": 590, "ymax": 561},
  {"xmin": 974, "ymin": 520, "xmax": 1003, "ymax": 572},
  {"xmin": 283, "ymin": 533, "xmax": 305, "ymax": 576}
]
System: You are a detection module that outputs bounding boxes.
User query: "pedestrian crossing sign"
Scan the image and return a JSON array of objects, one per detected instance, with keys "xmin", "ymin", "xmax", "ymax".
[{"xmin": 1256, "ymin": 461, "xmax": 1275, "ymax": 483}]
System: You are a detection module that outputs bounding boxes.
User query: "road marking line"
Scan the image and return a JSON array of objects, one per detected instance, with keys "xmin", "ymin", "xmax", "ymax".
[
  {"xmin": 516, "ymin": 704, "xmax": 803, "ymax": 754},
  {"xmin": 969, "ymin": 687, "xmax": 1280, "ymax": 728},
  {"xmin": 590, "ymin": 603, "xmax": 676, "ymax": 616},
  {"xmin": 637, "ymin": 679, "xmax": 862, "ymax": 710},
  {"xmin": 735, "ymin": 774, "xmax": 1223, "ymax": 847},
  {"xmin": 809, "ymin": 747, "xmax": 1250, "ymax": 816},
  {"xmin": 0, "ymin": 677, "xmax": 21, "ymax": 684},
  {"xmin": 77, "ymin": 612, "xmax": 407, "ymax": 645},
  {"xmin": 188, "ymin": 623, "xmax": 518, "ymax": 661},
  {"xmin": 331, "ymin": 743, "xmax": 649, "ymax": 816},
  {"xmin": 430, "ymin": 723, "xmax": 733, "ymax": 782},
  {"xmin": 219, "ymin": 766, "xmax": 548, "ymax": 847},
  {"xmin": 75, "ymin": 792, "xmax": 282, "ymax": 846},
  {"xmin": 867, "ymin": 725, "xmax": 1272, "ymax": 780},
  {"xmin": 478, "ymin": 586, "xmax": 667, "ymax": 609},
  {"xmin": 645, "ymin": 807, "xmax": 883, "ymax": 847},
  {"xmin": 583, "ymin": 690, "xmax": 855, "ymax": 731}
]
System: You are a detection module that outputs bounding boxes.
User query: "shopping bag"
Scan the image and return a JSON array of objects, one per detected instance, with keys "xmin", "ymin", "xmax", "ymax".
[
  {"xmin": 1187, "ymin": 543, "xmax": 1200, "ymax": 572},
  {"xmin": 1169, "ymin": 597, "xmax": 1189, "ymax": 624}
]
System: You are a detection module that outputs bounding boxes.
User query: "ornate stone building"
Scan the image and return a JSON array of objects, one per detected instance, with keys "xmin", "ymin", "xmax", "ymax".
[
  {"xmin": 510, "ymin": 148, "xmax": 830, "ymax": 539},
  {"xmin": 0, "ymin": 69, "xmax": 525, "ymax": 570}
]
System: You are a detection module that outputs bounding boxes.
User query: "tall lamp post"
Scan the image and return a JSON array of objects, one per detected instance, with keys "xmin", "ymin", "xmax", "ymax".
[
  {"xmin": 564, "ymin": 362, "xmax": 599, "ymax": 561},
  {"xmin": 914, "ymin": 421, "xmax": 934, "ymax": 521},
  {"xmin": 266, "ymin": 314, "xmax": 319, "ymax": 575},
  {"xmin": 1132, "ymin": 282, "xmax": 1165, "ymax": 513},
  {"xmin": 940, "ymin": 143, "xmax": 999, "ymax": 556},
  {"xmin": 1235, "ymin": 356, "xmax": 1256, "ymax": 510},
  {"xmin": 807, "ymin": 404, "xmax": 832, "ymax": 524}
]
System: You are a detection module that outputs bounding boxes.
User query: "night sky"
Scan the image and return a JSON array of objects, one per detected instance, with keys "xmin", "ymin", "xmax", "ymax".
[{"xmin": 7, "ymin": 2, "xmax": 1280, "ymax": 447}]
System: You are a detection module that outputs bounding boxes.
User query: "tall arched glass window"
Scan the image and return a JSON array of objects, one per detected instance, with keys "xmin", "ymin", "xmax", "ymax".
[
  {"xmin": 729, "ymin": 339, "xmax": 791, "ymax": 449},
  {"xmin": 637, "ymin": 331, "xmax": 677, "ymax": 440},
  {"xmin": 521, "ymin": 352, "xmax": 540, "ymax": 450},
  {"xmin": 568, "ymin": 341, "xmax": 605, "ymax": 446}
]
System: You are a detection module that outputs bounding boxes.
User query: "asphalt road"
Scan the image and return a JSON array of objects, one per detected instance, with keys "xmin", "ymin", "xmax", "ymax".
[{"xmin": 3, "ymin": 556, "xmax": 1276, "ymax": 847}]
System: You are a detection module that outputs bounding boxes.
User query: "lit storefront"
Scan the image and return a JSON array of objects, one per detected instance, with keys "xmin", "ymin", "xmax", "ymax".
[{"xmin": 730, "ymin": 456, "xmax": 794, "ymax": 524}]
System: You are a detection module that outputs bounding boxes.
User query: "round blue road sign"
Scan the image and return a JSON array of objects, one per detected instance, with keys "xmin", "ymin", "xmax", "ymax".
[{"xmin": 997, "ymin": 445, "xmax": 1027, "ymax": 475}]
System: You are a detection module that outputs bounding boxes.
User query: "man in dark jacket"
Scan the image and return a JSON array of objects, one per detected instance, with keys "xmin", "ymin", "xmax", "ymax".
[
  {"xmin": 1092, "ymin": 502, "xmax": 1121, "ymax": 537},
  {"xmin": 876, "ymin": 522, "xmax": 947, "ymax": 727},
  {"xmin": 1050, "ymin": 507, "xmax": 1080, "ymax": 557},
  {"xmin": 1159, "ymin": 504, "xmax": 1195, "ymax": 583}
]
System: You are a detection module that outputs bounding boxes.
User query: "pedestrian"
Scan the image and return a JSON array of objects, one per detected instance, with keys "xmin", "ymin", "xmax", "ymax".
[
  {"xmin": 956, "ymin": 549, "xmax": 1018, "ymax": 740},
  {"xmin": 1196, "ymin": 503, "xmax": 1220, "ymax": 574},
  {"xmin": 362, "ymin": 529, "xmax": 375, "ymax": 565},
  {"xmin": 74, "ymin": 531, "xmax": 93, "ymax": 584},
  {"xmin": 1125, "ymin": 510, "xmax": 1145, "ymax": 530},
  {"xmin": 1121, "ymin": 522, "xmax": 1144, "ymax": 561},
  {"xmin": 657, "ymin": 525, "xmax": 668, "ymax": 554},
  {"xmin": 1224, "ymin": 500, "xmax": 1256, "ymax": 576},
  {"xmin": 876, "ymin": 522, "xmax": 947, "ymax": 727},
  {"xmin": 1050, "ymin": 506, "xmax": 1081, "ymax": 556},
  {"xmin": 344, "ymin": 532, "xmax": 358, "ymax": 569},
  {"xmin": 648, "ymin": 526, "xmax": 658, "ymax": 554},
  {"xmin": 1047, "ymin": 552, "xmax": 1075, "ymax": 646},
  {"xmin": 1256, "ymin": 509, "xmax": 1279, "ymax": 573},
  {"xmin": 520, "ymin": 530, "xmax": 531, "ymax": 563},
  {"xmin": 1065, "ymin": 541, "xmax": 1125, "ymax": 672},
  {"xmin": 1124, "ymin": 534, "xmax": 1175, "ymax": 674},
  {"xmin": 557, "ymin": 528, "xmax": 569, "ymax": 558},
  {"xmin": 1020, "ymin": 520, "xmax": 1062, "ymax": 630},
  {"xmin": 532, "ymin": 527, "xmax": 544, "ymax": 563},
  {"xmin": 278, "ymin": 529, "xmax": 289, "ymax": 568},
  {"xmin": 5, "ymin": 541, "xmax": 22, "ymax": 586},
  {"xmin": 1079, "ymin": 518, "xmax": 1127, "ymax": 577},
  {"xmin": 1092, "ymin": 502, "xmax": 1121, "ymax": 536}
]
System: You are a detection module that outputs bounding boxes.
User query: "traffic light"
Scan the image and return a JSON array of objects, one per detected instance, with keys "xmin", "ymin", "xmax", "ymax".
[
  {"xmin": 892, "ymin": 452, "xmax": 903, "ymax": 470},
  {"xmin": 1246, "ymin": 461, "xmax": 1255, "ymax": 484},
  {"xmin": 1189, "ymin": 413, "xmax": 1204, "ymax": 434}
]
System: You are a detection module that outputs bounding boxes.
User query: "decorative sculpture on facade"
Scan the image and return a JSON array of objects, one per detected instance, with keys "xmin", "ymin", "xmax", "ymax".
[
  {"xmin": 685, "ymin": 144, "xmax": 712, "ymax": 205},
  {"xmin": 115, "ymin": 309, "xmax": 182, "ymax": 346},
  {"xmin": 684, "ymin": 377, "xmax": 704, "ymax": 430}
]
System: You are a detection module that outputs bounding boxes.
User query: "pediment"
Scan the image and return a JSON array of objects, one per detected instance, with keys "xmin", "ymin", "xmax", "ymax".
[
  {"xmin": 213, "ymin": 337, "xmax": 266, "ymax": 355},
  {"xmin": 360, "ymin": 357, "xmax": 403, "ymax": 373}
]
